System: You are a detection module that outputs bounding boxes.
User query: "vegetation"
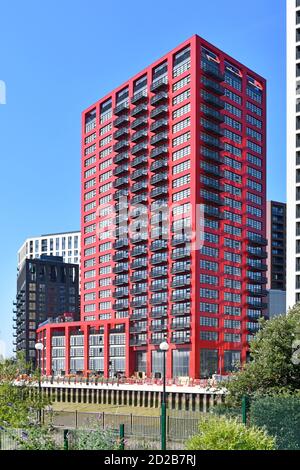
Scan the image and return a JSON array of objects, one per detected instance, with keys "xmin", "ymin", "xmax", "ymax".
[
  {"xmin": 186, "ymin": 415, "xmax": 276, "ymax": 451},
  {"xmin": 71, "ymin": 424, "xmax": 122, "ymax": 450},
  {"xmin": 223, "ymin": 306, "xmax": 300, "ymax": 405}
]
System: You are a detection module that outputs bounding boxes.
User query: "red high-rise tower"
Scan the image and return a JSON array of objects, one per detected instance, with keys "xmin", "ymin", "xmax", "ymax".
[{"xmin": 38, "ymin": 35, "xmax": 267, "ymax": 380}]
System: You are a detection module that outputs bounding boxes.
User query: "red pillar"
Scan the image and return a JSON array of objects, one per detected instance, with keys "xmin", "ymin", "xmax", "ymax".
[
  {"xmin": 84, "ymin": 324, "xmax": 89, "ymax": 376},
  {"xmin": 45, "ymin": 326, "xmax": 52, "ymax": 376},
  {"xmin": 65, "ymin": 326, "xmax": 70, "ymax": 375},
  {"xmin": 104, "ymin": 324, "xmax": 109, "ymax": 378}
]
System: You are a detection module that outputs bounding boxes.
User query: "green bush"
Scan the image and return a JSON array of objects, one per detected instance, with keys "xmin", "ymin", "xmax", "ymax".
[
  {"xmin": 250, "ymin": 395, "xmax": 300, "ymax": 450},
  {"xmin": 186, "ymin": 415, "xmax": 276, "ymax": 450},
  {"xmin": 71, "ymin": 425, "xmax": 121, "ymax": 450}
]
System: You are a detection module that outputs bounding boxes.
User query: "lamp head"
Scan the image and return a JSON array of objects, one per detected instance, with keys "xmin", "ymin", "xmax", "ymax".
[
  {"xmin": 35, "ymin": 342, "xmax": 44, "ymax": 351},
  {"xmin": 159, "ymin": 341, "xmax": 169, "ymax": 352}
]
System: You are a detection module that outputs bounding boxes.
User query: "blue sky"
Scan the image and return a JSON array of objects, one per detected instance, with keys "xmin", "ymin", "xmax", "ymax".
[{"xmin": 0, "ymin": 0, "xmax": 285, "ymax": 355}]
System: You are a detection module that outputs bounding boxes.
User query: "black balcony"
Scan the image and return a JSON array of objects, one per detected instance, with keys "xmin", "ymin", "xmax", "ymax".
[
  {"xmin": 247, "ymin": 248, "xmax": 268, "ymax": 259},
  {"xmin": 131, "ymin": 193, "xmax": 148, "ymax": 205},
  {"xmin": 171, "ymin": 235, "xmax": 191, "ymax": 246},
  {"xmin": 131, "ymin": 245, "xmax": 147, "ymax": 257},
  {"xmin": 151, "ymin": 253, "xmax": 168, "ymax": 265},
  {"xmin": 114, "ymin": 102, "xmax": 129, "ymax": 115},
  {"xmin": 171, "ymin": 320, "xmax": 191, "ymax": 330},
  {"xmin": 201, "ymin": 105, "xmax": 224, "ymax": 123},
  {"xmin": 150, "ymin": 119, "xmax": 168, "ymax": 132},
  {"xmin": 130, "ymin": 270, "xmax": 148, "ymax": 282},
  {"xmin": 113, "ymin": 289, "xmax": 129, "ymax": 298},
  {"xmin": 171, "ymin": 262, "xmax": 191, "ymax": 274},
  {"xmin": 247, "ymin": 311, "xmax": 262, "ymax": 320},
  {"xmin": 131, "ymin": 154, "xmax": 148, "ymax": 168},
  {"xmin": 113, "ymin": 275, "xmax": 129, "ymax": 286},
  {"xmin": 131, "ymin": 129, "xmax": 148, "ymax": 142},
  {"xmin": 150, "ymin": 105, "xmax": 168, "ymax": 119},
  {"xmin": 113, "ymin": 238, "xmax": 129, "ymax": 249},
  {"xmin": 131, "ymin": 206, "xmax": 147, "ymax": 218},
  {"xmin": 131, "ymin": 167, "xmax": 148, "ymax": 180},
  {"xmin": 150, "ymin": 281, "xmax": 168, "ymax": 292},
  {"xmin": 113, "ymin": 140, "xmax": 129, "ymax": 152},
  {"xmin": 150, "ymin": 308, "xmax": 167, "ymax": 319},
  {"xmin": 131, "ymin": 258, "xmax": 148, "ymax": 270},
  {"xmin": 201, "ymin": 162, "xmax": 224, "ymax": 178},
  {"xmin": 172, "ymin": 302, "xmax": 191, "ymax": 316},
  {"xmin": 114, "ymin": 114, "xmax": 129, "ymax": 127},
  {"xmin": 151, "ymin": 185, "xmax": 168, "ymax": 198},
  {"xmin": 201, "ymin": 90, "xmax": 224, "ymax": 109},
  {"xmin": 246, "ymin": 275, "xmax": 267, "ymax": 284},
  {"xmin": 247, "ymin": 262, "xmax": 268, "ymax": 272},
  {"xmin": 247, "ymin": 324, "xmax": 261, "ymax": 333},
  {"xmin": 247, "ymin": 236, "xmax": 268, "ymax": 246},
  {"xmin": 171, "ymin": 336, "xmax": 191, "ymax": 344},
  {"xmin": 130, "ymin": 311, "xmax": 148, "ymax": 320},
  {"xmin": 113, "ymin": 164, "xmax": 129, "ymax": 176},
  {"xmin": 171, "ymin": 276, "xmax": 191, "ymax": 288},
  {"xmin": 204, "ymin": 205, "xmax": 223, "ymax": 219},
  {"xmin": 113, "ymin": 263, "xmax": 129, "ymax": 274},
  {"xmin": 131, "ymin": 298, "xmax": 148, "ymax": 308},
  {"xmin": 171, "ymin": 248, "xmax": 190, "ymax": 260},
  {"xmin": 113, "ymin": 251, "xmax": 129, "ymax": 262},
  {"xmin": 150, "ymin": 76, "xmax": 168, "ymax": 92},
  {"xmin": 200, "ymin": 191, "xmax": 223, "ymax": 205},
  {"xmin": 150, "ymin": 91, "xmax": 168, "ymax": 106},
  {"xmin": 131, "ymin": 142, "xmax": 148, "ymax": 155},
  {"xmin": 201, "ymin": 133, "xmax": 224, "ymax": 150},
  {"xmin": 150, "ymin": 323, "xmax": 167, "ymax": 332},
  {"xmin": 201, "ymin": 118, "xmax": 224, "ymax": 136},
  {"xmin": 113, "ymin": 176, "xmax": 129, "ymax": 188},
  {"xmin": 150, "ymin": 159, "xmax": 168, "ymax": 173},
  {"xmin": 150, "ymin": 146, "xmax": 168, "ymax": 159},
  {"xmin": 150, "ymin": 240, "xmax": 168, "ymax": 251},
  {"xmin": 201, "ymin": 76, "xmax": 225, "ymax": 95},
  {"xmin": 150, "ymin": 172, "xmax": 168, "ymax": 185},
  {"xmin": 247, "ymin": 300, "xmax": 268, "ymax": 309},
  {"xmin": 200, "ymin": 146, "xmax": 223, "ymax": 164},
  {"xmin": 247, "ymin": 288, "xmax": 268, "ymax": 297},
  {"xmin": 113, "ymin": 300, "xmax": 129, "ymax": 310},
  {"xmin": 113, "ymin": 151, "xmax": 129, "ymax": 164},
  {"xmin": 150, "ymin": 295, "xmax": 168, "ymax": 305},
  {"xmin": 131, "ymin": 116, "xmax": 148, "ymax": 130},
  {"xmin": 201, "ymin": 176, "xmax": 223, "ymax": 192},
  {"xmin": 130, "ymin": 324, "xmax": 148, "ymax": 334},
  {"xmin": 131, "ymin": 90, "xmax": 148, "ymax": 104},
  {"xmin": 201, "ymin": 59, "xmax": 224, "ymax": 82},
  {"xmin": 150, "ymin": 132, "xmax": 168, "ymax": 146},
  {"xmin": 130, "ymin": 284, "xmax": 148, "ymax": 295},
  {"xmin": 130, "ymin": 338, "xmax": 147, "ymax": 347},
  {"xmin": 131, "ymin": 180, "xmax": 148, "ymax": 193},
  {"xmin": 150, "ymin": 267, "xmax": 168, "ymax": 278},
  {"xmin": 131, "ymin": 103, "xmax": 148, "ymax": 117},
  {"xmin": 113, "ymin": 127, "xmax": 129, "ymax": 140}
]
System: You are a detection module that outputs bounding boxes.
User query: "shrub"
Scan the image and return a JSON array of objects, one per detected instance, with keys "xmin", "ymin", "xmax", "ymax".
[
  {"xmin": 250, "ymin": 395, "xmax": 300, "ymax": 450},
  {"xmin": 186, "ymin": 415, "xmax": 276, "ymax": 450},
  {"xmin": 71, "ymin": 425, "xmax": 121, "ymax": 450}
]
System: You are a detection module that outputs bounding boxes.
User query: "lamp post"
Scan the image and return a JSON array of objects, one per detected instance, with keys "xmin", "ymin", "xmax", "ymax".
[
  {"xmin": 159, "ymin": 341, "xmax": 169, "ymax": 451},
  {"xmin": 35, "ymin": 342, "xmax": 44, "ymax": 425}
]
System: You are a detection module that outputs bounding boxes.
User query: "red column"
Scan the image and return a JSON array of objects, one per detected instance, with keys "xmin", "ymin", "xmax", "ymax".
[
  {"xmin": 65, "ymin": 326, "xmax": 70, "ymax": 375},
  {"xmin": 45, "ymin": 327, "xmax": 52, "ymax": 376},
  {"xmin": 125, "ymin": 320, "xmax": 131, "ymax": 377},
  {"xmin": 104, "ymin": 324, "xmax": 109, "ymax": 378},
  {"xmin": 84, "ymin": 324, "xmax": 89, "ymax": 376}
]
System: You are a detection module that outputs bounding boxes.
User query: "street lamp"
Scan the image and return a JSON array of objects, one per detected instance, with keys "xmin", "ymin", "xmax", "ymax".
[
  {"xmin": 35, "ymin": 342, "xmax": 44, "ymax": 425},
  {"xmin": 159, "ymin": 341, "xmax": 169, "ymax": 451}
]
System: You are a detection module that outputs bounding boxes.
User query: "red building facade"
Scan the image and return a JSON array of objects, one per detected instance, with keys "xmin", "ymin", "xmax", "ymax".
[{"xmin": 37, "ymin": 35, "xmax": 267, "ymax": 379}]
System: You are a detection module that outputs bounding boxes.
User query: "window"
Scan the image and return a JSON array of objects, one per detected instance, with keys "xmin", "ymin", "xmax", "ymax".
[
  {"xmin": 201, "ymin": 246, "xmax": 219, "ymax": 258},
  {"xmin": 224, "ymin": 102, "xmax": 242, "ymax": 118},
  {"xmin": 172, "ymin": 145, "xmax": 191, "ymax": 161},
  {"xmin": 172, "ymin": 117, "xmax": 190, "ymax": 134},
  {"xmin": 200, "ymin": 317, "xmax": 218, "ymax": 327},
  {"xmin": 224, "ymin": 333, "xmax": 241, "ymax": 343},
  {"xmin": 85, "ymin": 144, "xmax": 96, "ymax": 156},
  {"xmin": 99, "ymin": 146, "xmax": 112, "ymax": 159},
  {"xmin": 224, "ymin": 129, "xmax": 242, "ymax": 144},
  {"xmin": 200, "ymin": 331, "xmax": 218, "ymax": 341},
  {"xmin": 247, "ymin": 86, "xmax": 262, "ymax": 103},
  {"xmin": 200, "ymin": 288, "xmax": 218, "ymax": 300},
  {"xmin": 173, "ymin": 103, "xmax": 191, "ymax": 119},
  {"xmin": 84, "ymin": 189, "xmax": 96, "ymax": 201},
  {"xmin": 224, "ymin": 197, "xmax": 242, "ymax": 211},
  {"xmin": 224, "ymin": 170, "xmax": 242, "ymax": 184},
  {"xmin": 224, "ymin": 115, "xmax": 242, "ymax": 131},
  {"xmin": 247, "ymin": 179, "xmax": 262, "ymax": 192},
  {"xmin": 224, "ymin": 252, "xmax": 241, "ymax": 263},
  {"xmin": 172, "ymin": 89, "xmax": 190, "ymax": 106},
  {"xmin": 224, "ymin": 306, "xmax": 241, "ymax": 316},
  {"xmin": 172, "ymin": 160, "xmax": 190, "ymax": 175},
  {"xmin": 172, "ymin": 131, "xmax": 191, "ymax": 147},
  {"xmin": 224, "ymin": 156, "xmax": 242, "ymax": 171},
  {"xmin": 84, "ymin": 167, "xmax": 96, "ymax": 179},
  {"xmin": 225, "ymin": 71, "xmax": 242, "ymax": 91},
  {"xmin": 247, "ymin": 127, "xmax": 262, "ymax": 141},
  {"xmin": 173, "ymin": 75, "xmax": 191, "ymax": 92},
  {"xmin": 247, "ymin": 153, "xmax": 262, "ymax": 167},
  {"xmin": 99, "ymin": 158, "xmax": 112, "ymax": 171},
  {"xmin": 247, "ymin": 114, "xmax": 262, "ymax": 129},
  {"xmin": 224, "ymin": 183, "xmax": 242, "ymax": 197},
  {"xmin": 200, "ymin": 260, "xmax": 218, "ymax": 272},
  {"xmin": 172, "ymin": 174, "xmax": 190, "ymax": 188},
  {"xmin": 224, "ymin": 143, "xmax": 242, "ymax": 157},
  {"xmin": 247, "ymin": 140, "xmax": 262, "ymax": 154},
  {"xmin": 247, "ymin": 192, "xmax": 262, "ymax": 205},
  {"xmin": 224, "ymin": 88, "xmax": 242, "ymax": 105},
  {"xmin": 172, "ymin": 188, "xmax": 190, "ymax": 202},
  {"xmin": 200, "ymin": 303, "xmax": 218, "ymax": 314},
  {"xmin": 100, "ymin": 123, "xmax": 112, "ymax": 135},
  {"xmin": 84, "ymin": 155, "xmax": 96, "ymax": 167}
]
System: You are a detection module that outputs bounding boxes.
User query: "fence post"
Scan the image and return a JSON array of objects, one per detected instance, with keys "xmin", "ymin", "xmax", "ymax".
[
  {"xmin": 119, "ymin": 424, "xmax": 125, "ymax": 450},
  {"xmin": 242, "ymin": 396, "xmax": 250, "ymax": 425},
  {"xmin": 130, "ymin": 413, "xmax": 133, "ymax": 434},
  {"xmin": 102, "ymin": 411, "xmax": 105, "ymax": 429},
  {"xmin": 63, "ymin": 429, "xmax": 69, "ymax": 451},
  {"xmin": 75, "ymin": 410, "xmax": 78, "ymax": 429},
  {"xmin": 167, "ymin": 415, "xmax": 170, "ymax": 440}
]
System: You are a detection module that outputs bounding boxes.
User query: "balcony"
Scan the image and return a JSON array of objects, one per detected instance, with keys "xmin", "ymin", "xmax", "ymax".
[
  {"xmin": 131, "ymin": 206, "xmax": 147, "ymax": 218},
  {"xmin": 150, "ymin": 76, "xmax": 168, "ymax": 92},
  {"xmin": 113, "ymin": 163, "xmax": 129, "ymax": 176},
  {"xmin": 113, "ymin": 151, "xmax": 129, "ymax": 164},
  {"xmin": 131, "ymin": 167, "xmax": 148, "ymax": 180},
  {"xmin": 201, "ymin": 191, "xmax": 223, "ymax": 205},
  {"xmin": 171, "ymin": 320, "xmax": 191, "ymax": 330},
  {"xmin": 201, "ymin": 162, "xmax": 224, "ymax": 178},
  {"xmin": 113, "ymin": 251, "xmax": 128, "ymax": 262},
  {"xmin": 201, "ymin": 105, "xmax": 224, "ymax": 123},
  {"xmin": 130, "ymin": 270, "xmax": 148, "ymax": 282},
  {"xmin": 204, "ymin": 205, "xmax": 223, "ymax": 219},
  {"xmin": 150, "ymin": 119, "xmax": 168, "ymax": 132},
  {"xmin": 113, "ymin": 140, "xmax": 129, "ymax": 152},
  {"xmin": 113, "ymin": 263, "xmax": 129, "ymax": 274},
  {"xmin": 131, "ymin": 298, "xmax": 148, "ymax": 308},
  {"xmin": 131, "ymin": 311, "xmax": 148, "ymax": 320},
  {"xmin": 247, "ymin": 300, "xmax": 268, "ymax": 309},
  {"xmin": 113, "ymin": 176, "xmax": 129, "ymax": 188},
  {"xmin": 113, "ymin": 275, "xmax": 129, "ymax": 286},
  {"xmin": 114, "ymin": 102, "xmax": 129, "ymax": 115},
  {"xmin": 114, "ymin": 115, "xmax": 129, "ymax": 127},
  {"xmin": 150, "ymin": 91, "xmax": 168, "ymax": 106},
  {"xmin": 131, "ymin": 116, "xmax": 148, "ymax": 130},
  {"xmin": 200, "ymin": 146, "xmax": 223, "ymax": 164},
  {"xmin": 130, "ymin": 338, "xmax": 147, "ymax": 347},
  {"xmin": 131, "ymin": 129, "xmax": 148, "ymax": 142},
  {"xmin": 113, "ymin": 300, "xmax": 129, "ymax": 310},
  {"xmin": 247, "ymin": 235, "xmax": 268, "ymax": 246},
  {"xmin": 171, "ymin": 336, "xmax": 191, "ymax": 344},
  {"xmin": 201, "ymin": 59, "xmax": 224, "ymax": 82},
  {"xmin": 150, "ymin": 105, "xmax": 168, "ymax": 119},
  {"xmin": 113, "ymin": 288, "xmax": 129, "ymax": 298},
  {"xmin": 150, "ymin": 267, "xmax": 168, "ymax": 278},
  {"xmin": 113, "ymin": 238, "xmax": 129, "ymax": 249},
  {"xmin": 131, "ymin": 180, "xmax": 148, "ymax": 193},
  {"xmin": 247, "ymin": 311, "xmax": 262, "ymax": 320},
  {"xmin": 201, "ymin": 90, "xmax": 224, "ymax": 109},
  {"xmin": 201, "ymin": 118, "xmax": 224, "ymax": 136},
  {"xmin": 150, "ymin": 158, "xmax": 168, "ymax": 172},
  {"xmin": 171, "ymin": 277, "xmax": 191, "ymax": 288},
  {"xmin": 150, "ymin": 132, "xmax": 168, "ymax": 146},
  {"xmin": 151, "ymin": 240, "xmax": 168, "ymax": 251},
  {"xmin": 201, "ymin": 133, "xmax": 224, "ymax": 150},
  {"xmin": 131, "ymin": 90, "xmax": 148, "ymax": 104},
  {"xmin": 172, "ymin": 302, "xmax": 191, "ymax": 316},
  {"xmin": 114, "ymin": 127, "xmax": 129, "ymax": 140},
  {"xmin": 131, "ymin": 257, "xmax": 148, "ymax": 270},
  {"xmin": 130, "ymin": 284, "xmax": 148, "ymax": 295},
  {"xmin": 150, "ymin": 172, "xmax": 168, "ymax": 185},
  {"xmin": 201, "ymin": 176, "xmax": 224, "ymax": 192},
  {"xmin": 150, "ymin": 185, "xmax": 168, "ymax": 198},
  {"xmin": 131, "ymin": 245, "xmax": 147, "ymax": 257},
  {"xmin": 150, "ymin": 323, "xmax": 167, "ymax": 332},
  {"xmin": 171, "ymin": 262, "xmax": 191, "ymax": 274},
  {"xmin": 150, "ymin": 308, "xmax": 167, "ymax": 319},
  {"xmin": 131, "ymin": 193, "xmax": 148, "ymax": 205},
  {"xmin": 131, "ymin": 142, "xmax": 148, "ymax": 155},
  {"xmin": 151, "ymin": 253, "xmax": 168, "ymax": 265},
  {"xmin": 130, "ymin": 154, "xmax": 147, "ymax": 168},
  {"xmin": 247, "ymin": 248, "xmax": 268, "ymax": 259},
  {"xmin": 171, "ymin": 235, "xmax": 191, "ymax": 246},
  {"xmin": 150, "ymin": 280, "xmax": 168, "ymax": 292},
  {"xmin": 201, "ymin": 76, "xmax": 225, "ymax": 95},
  {"xmin": 171, "ymin": 248, "xmax": 190, "ymax": 260},
  {"xmin": 131, "ymin": 103, "xmax": 148, "ymax": 117},
  {"xmin": 247, "ymin": 262, "xmax": 268, "ymax": 272},
  {"xmin": 150, "ymin": 146, "xmax": 168, "ymax": 159},
  {"xmin": 150, "ymin": 295, "xmax": 168, "ymax": 305},
  {"xmin": 150, "ymin": 337, "xmax": 167, "ymax": 345},
  {"xmin": 247, "ymin": 288, "xmax": 268, "ymax": 297}
]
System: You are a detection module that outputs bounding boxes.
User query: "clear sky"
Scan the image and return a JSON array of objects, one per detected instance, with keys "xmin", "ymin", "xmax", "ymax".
[{"xmin": 0, "ymin": 0, "xmax": 285, "ymax": 356}]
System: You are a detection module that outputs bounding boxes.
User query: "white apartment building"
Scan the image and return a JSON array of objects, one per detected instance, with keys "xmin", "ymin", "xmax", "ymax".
[
  {"xmin": 286, "ymin": 0, "xmax": 300, "ymax": 308},
  {"xmin": 17, "ymin": 231, "xmax": 81, "ymax": 271}
]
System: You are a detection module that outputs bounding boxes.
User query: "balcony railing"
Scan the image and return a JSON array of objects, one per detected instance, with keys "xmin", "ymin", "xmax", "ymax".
[
  {"xmin": 131, "ymin": 90, "xmax": 148, "ymax": 104},
  {"xmin": 150, "ymin": 119, "xmax": 168, "ymax": 132},
  {"xmin": 151, "ymin": 240, "xmax": 168, "ymax": 251},
  {"xmin": 200, "ymin": 146, "xmax": 223, "ymax": 164},
  {"xmin": 114, "ymin": 102, "xmax": 129, "ymax": 115},
  {"xmin": 201, "ymin": 118, "xmax": 224, "ymax": 136},
  {"xmin": 113, "ymin": 176, "xmax": 129, "ymax": 188},
  {"xmin": 201, "ymin": 105, "xmax": 224, "ymax": 123},
  {"xmin": 131, "ymin": 103, "xmax": 148, "ymax": 117},
  {"xmin": 131, "ymin": 180, "xmax": 148, "ymax": 193},
  {"xmin": 150, "ymin": 76, "xmax": 168, "ymax": 92},
  {"xmin": 113, "ymin": 164, "xmax": 129, "ymax": 176},
  {"xmin": 131, "ymin": 129, "xmax": 148, "ymax": 142},
  {"xmin": 131, "ymin": 154, "xmax": 148, "ymax": 167},
  {"xmin": 131, "ymin": 167, "xmax": 148, "ymax": 180},
  {"xmin": 113, "ymin": 140, "xmax": 129, "ymax": 152},
  {"xmin": 150, "ymin": 105, "xmax": 168, "ymax": 119},
  {"xmin": 150, "ymin": 132, "xmax": 168, "ymax": 146},
  {"xmin": 131, "ymin": 142, "xmax": 148, "ymax": 155},
  {"xmin": 131, "ymin": 116, "xmax": 148, "ymax": 130},
  {"xmin": 171, "ymin": 248, "xmax": 191, "ymax": 260},
  {"xmin": 113, "ymin": 127, "xmax": 129, "ymax": 140},
  {"xmin": 131, "ymin": 245, "xmax": 147, "ymax": 257},
  {"xmin": 113, "ymin": 151, "xmax": 129, "ymax": 164},
  {"xmin": 201, "ymin": 76, "xmax": 225, "ymax": 95},
  {"xmin": 171, "ymin": 262, "xmax": 191, "ymax": 274},
  {"xmin": 201, "ymin": 90, "xmax": 224, "ymax": 109},
  {"xmin": 150, "ymin": 158, "xmax": 168, "ymax": 172},
  {"xmin": 150, "ymin": 146, "xmax": 168, "ymax": 159},
  {"xmin": 114, "ymin": 115, "xmax": 129, "ymax": 127},
  {"xmin": 150, "ymin": 172, "xmax": 168, "ymax": 185},
  {"xmin": 150, "ymin": 267, "xmax": 168, "ymax": 278},
  {"xmin": 201, "ymin": 59, "xmax": 224, "ymax": 82},
  {"xmin": 150, "ymin": 91, "xmax": 168, "ymax": 106},
  {"xmin": 150, "ymin": 185, "xmax": 168, "ymax": 198}
]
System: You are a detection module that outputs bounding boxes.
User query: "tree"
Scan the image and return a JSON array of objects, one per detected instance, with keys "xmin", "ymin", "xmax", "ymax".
[
  {"xmin": 224, "ymin": 305, "xmax": 300, "ymax": 405},
  {"xmin": 186, "ymin": 415, "xmax": 276, "ymax": 451}
]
